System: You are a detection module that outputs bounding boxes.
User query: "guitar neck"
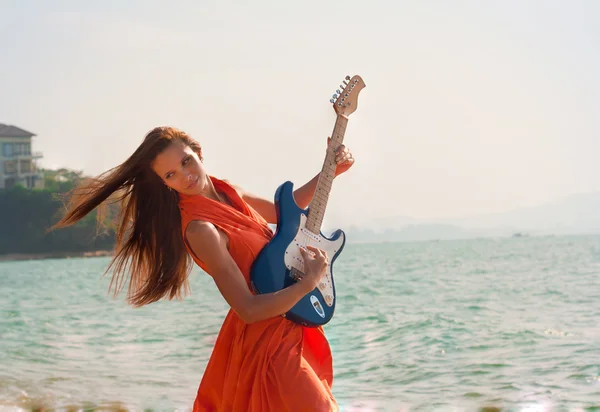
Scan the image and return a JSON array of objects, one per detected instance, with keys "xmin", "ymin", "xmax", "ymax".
[{"xmin": 306, "ymin": 115, "xmax": 349, "ymax": 234}]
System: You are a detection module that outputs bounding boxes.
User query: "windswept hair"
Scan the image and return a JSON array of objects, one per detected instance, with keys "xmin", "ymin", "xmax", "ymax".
[{"xmin": 53, "ymin": 126, "xmax": 203, "ymax": 307}]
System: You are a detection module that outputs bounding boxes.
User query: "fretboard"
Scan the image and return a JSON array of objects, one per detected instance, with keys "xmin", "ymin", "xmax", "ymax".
[{"xmin": 306, "ymin": 115, "xmax": 348, "ymax": 233}]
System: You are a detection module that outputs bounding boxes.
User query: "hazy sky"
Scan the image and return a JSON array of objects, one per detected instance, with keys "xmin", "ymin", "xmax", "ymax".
[{"xmin": 2, "ymin": 0, "xmax": 599, "ymax": 228}]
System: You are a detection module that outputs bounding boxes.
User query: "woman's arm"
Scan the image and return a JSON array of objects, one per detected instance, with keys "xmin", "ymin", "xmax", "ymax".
[
  {"xmin": 237, "ymin": 140, "xmax": 354, "ymax": 224},
  {"xmin": 185, "ymin": 220, "xmax": 327, "ymax": 324},
  {"xmin": 234, "ymin": 174, "xmax": 319, "ymax": 224}
]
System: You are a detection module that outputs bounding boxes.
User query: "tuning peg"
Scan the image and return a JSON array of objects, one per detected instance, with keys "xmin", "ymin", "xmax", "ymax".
[
  {"xmin": 332, "ymin": 94, "xmax": 338, "ymax": 99},
  {"xmin": 339, "ymin": 85, "xmax": 344, "ymax": 90},
  {"xmin": 345, "ymin": 75, "xmax": 351, "ymax": 80},
  {"xmin": 336, "ymin": 89, "xmax": 341, "ymax": 94},
  {"xmin": 330, "ymin": 98, "xmax": 335, "ymax": 103}
]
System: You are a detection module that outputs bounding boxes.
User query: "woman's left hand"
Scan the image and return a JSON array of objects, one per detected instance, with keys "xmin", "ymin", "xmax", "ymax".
[{"xmin": 328, "ymin": 137, "xmax": 355, "ymax": 177}]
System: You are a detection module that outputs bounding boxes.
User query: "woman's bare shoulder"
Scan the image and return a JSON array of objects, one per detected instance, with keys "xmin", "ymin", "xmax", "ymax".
[
  {"xmin": 185, "ymin": 219, "xmax": 214, "ymax": 235},
  {"xmin": 184, "ymin": 220, "xmax": 226, "ymax": 256}
]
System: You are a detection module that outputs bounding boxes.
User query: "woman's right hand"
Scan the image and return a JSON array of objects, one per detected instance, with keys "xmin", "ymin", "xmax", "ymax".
[{"xmin": 298, "ymin": 245, "xmax": 329, "ymax": 291}]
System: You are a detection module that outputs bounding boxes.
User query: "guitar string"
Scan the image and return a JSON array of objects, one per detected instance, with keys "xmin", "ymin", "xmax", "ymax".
[{"xmin": 292, "ymin": 116, "xmax": 347, "ymax": 291}]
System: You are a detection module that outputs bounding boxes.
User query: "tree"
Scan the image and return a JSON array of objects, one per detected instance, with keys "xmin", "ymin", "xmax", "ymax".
[{"xmin": 0, "ymin": 168, "xmax": 116, "ymax": 255}]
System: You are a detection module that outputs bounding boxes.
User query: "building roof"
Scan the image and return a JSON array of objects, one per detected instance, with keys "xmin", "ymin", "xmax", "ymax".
[{"xmin": 0, "ymin": 124, "xmax": 36, "ymax": 138}]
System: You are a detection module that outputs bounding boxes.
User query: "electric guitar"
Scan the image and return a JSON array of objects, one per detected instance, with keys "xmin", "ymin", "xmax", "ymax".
[{"xmin": 250, "ymin": 75, "xmax": 366, "ymax": 327}]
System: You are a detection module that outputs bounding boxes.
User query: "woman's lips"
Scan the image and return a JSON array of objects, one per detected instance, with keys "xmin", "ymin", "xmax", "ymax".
[{"xmin": 186, "ymin": 177, "xmax": 199, "ymax": 189}]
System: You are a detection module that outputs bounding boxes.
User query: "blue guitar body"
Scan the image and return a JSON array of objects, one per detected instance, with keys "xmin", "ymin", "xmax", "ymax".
[{"xmin": 250, "ymin": 181, "xmax": 346, "ymax": 327}]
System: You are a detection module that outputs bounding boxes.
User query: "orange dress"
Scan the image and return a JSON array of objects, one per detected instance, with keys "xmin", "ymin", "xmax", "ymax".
[{"xmin": 179, "ymin": 176, "xmax": 338, "ymax": 412}]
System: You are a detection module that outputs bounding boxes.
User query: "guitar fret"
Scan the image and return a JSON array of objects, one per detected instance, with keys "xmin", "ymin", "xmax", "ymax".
[{"xmin": 306, "ymin": 114, "xmax": 349, "ymax": 232}]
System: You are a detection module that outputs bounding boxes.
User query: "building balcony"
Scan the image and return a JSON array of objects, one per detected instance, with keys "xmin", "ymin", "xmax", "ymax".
[
  {"xmin": 2, "ymin": 169, "xmax": 43, "ymax": 177},
  {"xmin": 2, "ymin": 151, "xmax": 43, "ymax": 159}
]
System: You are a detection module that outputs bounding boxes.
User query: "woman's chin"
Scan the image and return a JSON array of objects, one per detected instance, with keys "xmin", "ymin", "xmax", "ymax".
[{"xmin": 182, "ymin": 184, "xmax": 204, "ymax": 196}]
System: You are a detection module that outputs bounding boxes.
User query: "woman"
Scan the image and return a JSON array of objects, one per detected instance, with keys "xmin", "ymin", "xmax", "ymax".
[{"xmin": 54, "ymin": 126, "xmax": 355, "ymax": 411}]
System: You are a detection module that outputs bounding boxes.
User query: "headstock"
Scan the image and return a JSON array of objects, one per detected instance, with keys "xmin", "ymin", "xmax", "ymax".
[{"xmin": 329, "ymin": 75, "xmax": 366, "ymax": 117}]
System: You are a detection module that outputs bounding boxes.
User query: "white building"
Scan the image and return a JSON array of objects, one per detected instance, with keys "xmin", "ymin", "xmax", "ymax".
[{"xmin": 0, "ymin": 124, "xmax": 44, "ymax": 189}]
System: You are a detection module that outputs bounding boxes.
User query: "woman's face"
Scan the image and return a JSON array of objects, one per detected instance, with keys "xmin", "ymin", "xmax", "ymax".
[{"xmin": 151, "ymin": 140, "xmax": 207, "ymax": 195}]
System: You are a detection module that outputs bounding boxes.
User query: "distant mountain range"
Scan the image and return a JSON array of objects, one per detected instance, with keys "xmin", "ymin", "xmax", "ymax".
[{"xmin": 337, "ymin": 191, "xmax": 600, "ymax": 243}]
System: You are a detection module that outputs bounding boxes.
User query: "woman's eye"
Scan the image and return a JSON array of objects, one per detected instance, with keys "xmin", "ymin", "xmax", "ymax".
[
  {"xmin": 165, "ymin": 173, "xmax": 173, "ymax": 179},
  {"xmin": 183, "ymin": 157, "xmax": 190, "ymax": 165}
]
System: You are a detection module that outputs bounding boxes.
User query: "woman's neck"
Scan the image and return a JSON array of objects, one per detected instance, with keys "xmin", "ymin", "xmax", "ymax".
[{"xmin": 199, "ymin": 176, "xmax": 229, "ymax": 205}]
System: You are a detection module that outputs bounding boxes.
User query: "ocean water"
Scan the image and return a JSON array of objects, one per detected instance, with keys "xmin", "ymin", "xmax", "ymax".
[{"xmin": 1, "ymin": 235, "xmax": 600, "ymax": 411}]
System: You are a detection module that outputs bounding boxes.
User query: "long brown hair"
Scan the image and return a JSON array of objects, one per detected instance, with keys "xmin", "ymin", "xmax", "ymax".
[{"xmin": 53, "ymin": 126, "xmax": 203, "ymax": 307}]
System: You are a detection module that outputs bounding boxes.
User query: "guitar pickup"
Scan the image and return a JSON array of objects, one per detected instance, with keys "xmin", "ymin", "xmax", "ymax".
[{"xmin": 300, "ymin": 228, "xmax": 322, "ymax": 242}]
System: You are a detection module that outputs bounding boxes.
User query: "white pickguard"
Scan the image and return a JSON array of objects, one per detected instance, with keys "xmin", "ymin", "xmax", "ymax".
[{"xmin": 283, "ymin": 214, "xmax": 344, "ymax": 307}]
